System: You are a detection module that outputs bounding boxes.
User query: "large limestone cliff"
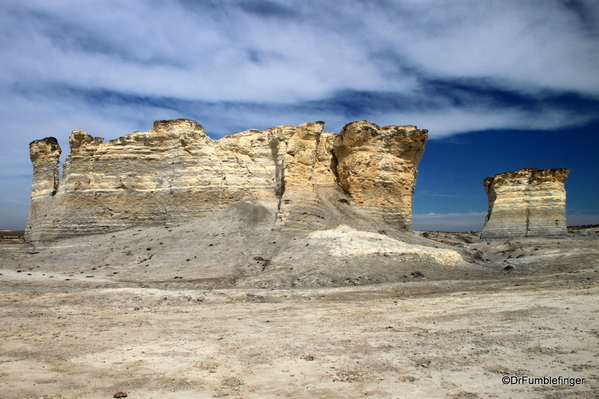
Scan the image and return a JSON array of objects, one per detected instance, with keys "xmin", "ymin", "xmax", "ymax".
[
  {"xmin": 481, "ymin": 168, "xmax": 570, "ymax": 239},
  {"xmin": 26, "ymin": 119, "xmax": 427, "ymax": 242}
]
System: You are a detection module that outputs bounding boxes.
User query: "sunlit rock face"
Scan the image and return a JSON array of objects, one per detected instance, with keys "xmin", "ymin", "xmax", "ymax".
[
  {"xmin": 29, "ymin": 137, "xmax": 61, "ymax": 201},
  {"xmin": 481, "ymin": 168, "xmax": 570, "ymax": 239},
  {"xmin": 333, "ymin": 121, "xmax": 427, "ymax": 230},
  {"xmin": 25, "ymin": 119, "xmax": 427, "ymax": 242}
]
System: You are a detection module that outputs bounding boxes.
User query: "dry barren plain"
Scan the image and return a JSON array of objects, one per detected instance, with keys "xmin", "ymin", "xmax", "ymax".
[{"xmin": 1, "ymin": 223, "xmax": 598, "ymax": 399}]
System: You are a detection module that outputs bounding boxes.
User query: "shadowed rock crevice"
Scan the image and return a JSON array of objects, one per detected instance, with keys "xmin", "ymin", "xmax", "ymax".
[{"xmin": 269, "ymin": 137, "xmax": 286, "ymax": 198}]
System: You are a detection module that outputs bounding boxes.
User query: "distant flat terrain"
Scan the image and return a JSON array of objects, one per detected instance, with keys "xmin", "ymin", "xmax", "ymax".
[
  {"xmin": 0, "ymin": 230, "xmax": 24, "ymax": 237},
  {"xmin": 0, "ymin": 230, "xmax": 24, "ymax": 245},
  {"xmin": 0, "ymin": 221, "xmax": 597, "ymax": 398}
]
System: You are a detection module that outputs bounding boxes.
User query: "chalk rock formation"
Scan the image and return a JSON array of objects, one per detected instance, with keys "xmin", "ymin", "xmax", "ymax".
[
  {"xmin": 481, "ymin": 168, "xmax": 570, "ymax": 239},
  {"xmin": 333, "ymin": 121, "xmax": 426, "ymax": 229},
  {"xmin": 29, "ymin": 137, "xmax": 61, "ymax": 201},
  {"xmin": 26, "ymin": 119, "xmax": 427, "ymax": 241}
]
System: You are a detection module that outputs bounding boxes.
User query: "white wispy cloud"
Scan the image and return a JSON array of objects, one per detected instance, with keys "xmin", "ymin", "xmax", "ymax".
[
  {"xmin": 2, "ymin": 0, "xmax": 598, "ymax": 139},
  {"xmin": 1, "ymin": 0, "xmax": 598, "ymax": 228}
]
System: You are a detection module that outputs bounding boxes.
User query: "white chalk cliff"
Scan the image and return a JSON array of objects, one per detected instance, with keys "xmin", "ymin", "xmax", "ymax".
[{"xmin": 26, "ymin": 119, "xmax": 428, "ymax": 242}]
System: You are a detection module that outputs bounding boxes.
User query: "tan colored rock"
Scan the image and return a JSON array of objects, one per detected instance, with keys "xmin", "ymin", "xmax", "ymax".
[
  {"xmin": 26, "ymin": 138, "xmax": 63, "ymax": 243},
  {"xmin": 29, "ymin": 137, "xmax": 61, "ymax": 201},
  {"xmin": 332, "ymin": 121, "xmax": 427, "ymax": 229},
  {"xmin": 271, "ymin": 121, "xmax": 341, "ymax": 230},
  {"xmin": 25, "ymin": 119, "xmax": 427, "ymax": 241},
  {"xmin": 481, "ymin": 168, "xmax": 570, "ymax": 239}
]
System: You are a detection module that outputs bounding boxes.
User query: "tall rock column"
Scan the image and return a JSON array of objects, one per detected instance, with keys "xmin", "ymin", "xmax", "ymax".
[
  {"xmin": 26, "ymin": 138, "xmax": 62, "ymax": 241},
  {"xmin": 481, "ymin": 168, "xmax": 570, "ymax": 239},
  {"xmin": 29, "ymin": 138, "xmax": 62, "ymax": 201},
  {"xmin": 332, "ymin": 121, "xmax": 427, "ymax": 229}
]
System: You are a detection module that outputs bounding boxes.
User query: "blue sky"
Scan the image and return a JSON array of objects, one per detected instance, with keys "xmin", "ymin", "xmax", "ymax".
[{"xmin": 1, "ymin": 0, "xmax": 598, "ymax": 231}]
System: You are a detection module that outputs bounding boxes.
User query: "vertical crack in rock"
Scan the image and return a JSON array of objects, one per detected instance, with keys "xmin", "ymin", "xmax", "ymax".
[
  {"xmin": 25, "ymin": 119, "xmax": 428, "ymax": 241},
  {"xmin": 270, "ymin": 136, "xmax": 286, "ymax": 198},
  {"xmin": 481, "ymin": 168, "xmax": 570, "ymax": 239},
  {"xmin": 272, "ymin": 121, "xmax": 333, "ymax": 230},
  {"xmin": 329, "ymin": 148, "xmax": 342, "ymax": 191}
]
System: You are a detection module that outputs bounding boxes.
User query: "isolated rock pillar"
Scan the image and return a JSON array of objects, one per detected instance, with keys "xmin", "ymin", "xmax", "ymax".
[
  {"xmin": 481, "ymin": 168, "xmax": 570, "ymax": 239},
  {"xmin": 25, "ymin": 138, "xmax": 62, "ymax": 242},
  {"xmin": 29, "ymin": 138, "xmax": 62, "ymax": 201}
]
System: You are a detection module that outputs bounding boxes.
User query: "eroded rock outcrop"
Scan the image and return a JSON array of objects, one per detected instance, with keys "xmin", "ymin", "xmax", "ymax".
[
  {"xmin": 481, "ymin": 168, "xmax": 570, "ymax": 239},
  {"xmin": 29, "ymin": 137, "xmax": 61, "ymax": 201},
  {"xmin": 26, "ymin": 119, "xmax": 427, "ymax": 241},
  {"xmin": 333, "ymin": 121, "xmax": 426, "ymax": 229}
]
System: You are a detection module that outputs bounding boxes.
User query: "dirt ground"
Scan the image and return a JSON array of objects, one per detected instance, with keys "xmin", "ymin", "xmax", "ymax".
[{"xmin": 1, "ymin": 223, "xmax": 598, "ymax": 398}]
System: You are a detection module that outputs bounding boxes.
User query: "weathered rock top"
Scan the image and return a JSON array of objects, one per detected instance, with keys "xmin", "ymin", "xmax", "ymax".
[
  {"xmin": 26, "ymin": 119, "xmax": 428, "ymax": 242},
  {"xmin": 483, "ymin": 168, "xmax": 570, "ymax": 188}
]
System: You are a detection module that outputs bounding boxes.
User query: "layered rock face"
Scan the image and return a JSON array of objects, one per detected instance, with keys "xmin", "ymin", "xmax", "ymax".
[
  {"xmin": 333, "ymin": 121, "xmax": 426, "ymax": 229},
  {"xmin": 26, "ymin": 119, "xmax": 427, "ymax": 241},
  {"xmin": 481, "ymin": 168, "xmax": 570, "ymax": 239}
]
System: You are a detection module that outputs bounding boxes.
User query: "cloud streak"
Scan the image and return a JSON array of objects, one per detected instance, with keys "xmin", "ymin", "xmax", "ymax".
[
  {"xmin": 1, "ymin": 0, "xmax": 598, "ymax": 228},
  {"xmin": 1, "ymin": 0, "xmax": 597, "ymax": 140},
  {"xmin": 3, "ymin": 0, "xmax": 597, "ymax": 130}
]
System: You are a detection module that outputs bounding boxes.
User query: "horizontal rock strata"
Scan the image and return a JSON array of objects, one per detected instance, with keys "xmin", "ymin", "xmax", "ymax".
[
  {"xmin": 26, "ymin": 119, "xmax": 427, "ymax": 241},
  {"xmin": 481, "ymin": 168, "xmax": 570, "ymax": 239}
]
